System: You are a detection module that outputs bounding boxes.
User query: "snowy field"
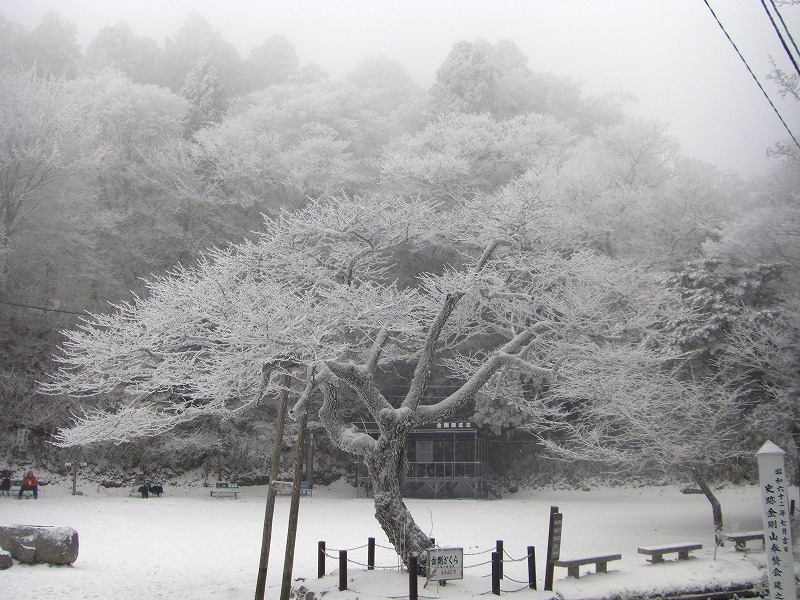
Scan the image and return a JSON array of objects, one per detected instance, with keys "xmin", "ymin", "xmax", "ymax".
[{"xmin": 0, "ymin": 479, "xmax": 790, "ymax": 599}]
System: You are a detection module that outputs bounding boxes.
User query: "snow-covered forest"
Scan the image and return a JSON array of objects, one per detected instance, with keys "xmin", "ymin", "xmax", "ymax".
[{"xmin": 0, "ymin": 7, "xmax": 799, "ymax": 526}]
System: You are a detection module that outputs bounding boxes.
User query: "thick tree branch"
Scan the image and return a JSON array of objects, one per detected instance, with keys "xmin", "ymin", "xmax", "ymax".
[
  {"xmin": 366, "ymin": 328, "xmax": 389, "ymax": 375},
  {"xmin": 402, "ymin": 291, "xmax": 463, "ymax": 410},
  {"xmin": 317, "ymin": 375, "xmax": 378, "ymax": 458},
  {"xmin": 403, "ymin": 239, "xmax": 502, "ymax": 411},
  {"xmin": 416, "ymin": 322, "xmax": 554, "ymax": 422}
]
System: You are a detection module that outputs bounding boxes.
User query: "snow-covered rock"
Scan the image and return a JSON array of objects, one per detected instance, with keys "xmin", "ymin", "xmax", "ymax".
[{"xmin": 0, "ymin": 525, "xmax": 79, "ymax": 565}]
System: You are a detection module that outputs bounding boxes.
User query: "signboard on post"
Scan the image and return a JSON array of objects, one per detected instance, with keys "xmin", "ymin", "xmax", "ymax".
[
  {"xmin": 549, "ymin": 513, "xmax": 563, "ymax": 561},
  {"xmin": 426, "ymin": 547, "xmax": 463, "ymax": 582},
  {"xmin": 544, "ymin": 507, "xmax": 563, "ymax": 591},
  {"xmin": 14, "ymin": 428, "xmax": 29, "ymax": 450},
  {"xmin": 757, "ymin": 441, "xmax": 796, "ymax": 600}
]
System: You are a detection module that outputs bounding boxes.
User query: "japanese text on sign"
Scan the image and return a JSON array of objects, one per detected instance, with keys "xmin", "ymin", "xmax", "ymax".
[
  {"xmin": 427, "ymin": 548, "xmax": 463, "ymax": 581},
  {"xmin": 757, "ymin": 441, "xmax": 796, "ymax": 600}
]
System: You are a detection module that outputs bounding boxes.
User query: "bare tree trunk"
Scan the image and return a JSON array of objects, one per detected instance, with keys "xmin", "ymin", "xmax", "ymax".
[
  {"xmin": 280, "ymin": 402, "xmax": 309, "ymax": 600},
  {"xmin": 365, "ymin": 432, "xmax": 433, "ymax": 566},
  {"xmin": 694, "ymin": 470, "xmax": 724, "ymax": 544},
  {"xmin": 254, "ymin": 374, "xmax": 290, "ymax": 600}
]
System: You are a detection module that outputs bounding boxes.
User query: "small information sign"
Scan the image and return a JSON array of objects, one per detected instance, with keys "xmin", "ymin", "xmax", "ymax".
[
  {"xmin": 14, "ymin": 428, "xmax": 29, "ymax": 450},
  {"xmin": 427, "ymin": 547, "xmax": 463, "ymax": 581},
  {"xmin": 549, "ymin": 513, "xmax": 563, "ymax": 561}
]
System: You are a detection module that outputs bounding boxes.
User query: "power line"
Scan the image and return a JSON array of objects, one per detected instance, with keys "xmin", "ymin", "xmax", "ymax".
[
  {"xmin": 702, "ymin": 0, "xmax": 800, "ymax": 150},
  {"xmin": 761, "ymin": 0, "xmax": 800, "ymax": 76},
  {"xmin": 769, "ymin": 0, "xmax": 800, "ymax": 69},
  {"xmin": 0, "ymin": 298, "xmax": 88, "ymax": 316}
]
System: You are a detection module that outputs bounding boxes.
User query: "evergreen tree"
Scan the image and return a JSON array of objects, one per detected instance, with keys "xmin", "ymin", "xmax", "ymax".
[{"xmin": 181, "ymin": 60, "xmax": 227, "ymax": 136}]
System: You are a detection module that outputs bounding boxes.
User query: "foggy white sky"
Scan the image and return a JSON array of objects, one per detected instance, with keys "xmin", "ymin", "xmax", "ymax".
[{"xmin": 1, "ymin": 0, "xmax": 799, "ymax": 178}]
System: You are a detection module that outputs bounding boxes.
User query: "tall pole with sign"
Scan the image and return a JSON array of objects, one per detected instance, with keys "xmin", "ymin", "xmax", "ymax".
[
  {"xmin": 544, "ymin": 506, "xmax": 562, "ymax": 591},
  {"xmin": 757, "ymin": 441, "xmax": 796, "ymax": 600}
]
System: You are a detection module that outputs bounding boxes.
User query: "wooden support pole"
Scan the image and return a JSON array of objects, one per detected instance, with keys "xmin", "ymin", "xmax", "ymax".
[
  {"xmin": 527, "ymin": 545, "xmax": 536, "ymax": 589},
  {"xmin": 317, "ymin": 541, "xmax": 326, "ymax": 578},
  {"xmin": 491, "ymin": 551, "xmax": 500, "ymax": 595},
  {"xmin": 339, "ymin": 550, "xmax": 348, "ymax": 591},
  {"xmin": 254, "ymin": 374, "xmax": 290, "ymax": 600},
  {"xmin": 279, "ymin": 402, "xmax": 310, "ymax": 600},
  {"xmin": 408, "ymin": 553, "xmax": 418, "ymax": 600},
  {"xmin": 367, "ymin": 537, "xmax": 375, "ymax": 570},
  {"xmin": 496, "ymin": 540, "xmax": 503, "ymax": 579}
]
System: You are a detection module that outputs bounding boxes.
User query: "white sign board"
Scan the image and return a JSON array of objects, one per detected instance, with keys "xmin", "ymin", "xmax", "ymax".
[
  {"xmin": 757, "ymin": 441, "xmax": 796, "ymax": 600},
  {"xmin": 427, "ymin": 547, "xmax": 463, "ymax": 581},
  {"xmin": 14, "ymin": 428, "xmax": 29, "ymax": 450},
  {"xmin": 416, "ymin": 441, "xmax": 433, "ymax": 463}
]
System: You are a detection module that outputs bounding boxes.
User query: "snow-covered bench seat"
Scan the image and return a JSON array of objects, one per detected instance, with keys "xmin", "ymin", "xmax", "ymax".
[
  {"xmin": 553, "ymin": 553, "xmax": 621, "ymax": 578},
  {"xmin": 638, "ymin": 542, "xmax": 701, "ymax": 563},
  {"xmin": 129, "ymin": 481, "xmax": 164, "ymax": 497},
  {"xmin": 1, "ymin": 480, "xmax": 34, "ymax": 498},
  {"xmin": 209, "ymin": 482, "xmax": 240, "ymax": 498},
  {"xmin": 271, "ymin": 480, "xmax": 312, "ymax": 496},
  {"xmin": 722, "ymin": 531, "xmax": 764, "ymax": 551}
]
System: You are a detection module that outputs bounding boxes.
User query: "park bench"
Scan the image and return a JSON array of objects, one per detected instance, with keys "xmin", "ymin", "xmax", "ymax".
[
  {"xmin": 1, "ymin": 480, "xmax": 35, "ymax": 498},
  {"xmin": 272, "ymin": 480, "xmax": 313, "ymax": 496},
  {"xmin": 721, "ymin": 531, "xmax": 764, "ymax": 551},
  {"xmin": 638, "ymin": 542, "xmax": 702, "ymax": 563},
  {"xmin": 209, "ymin": 482, "xmax": 240, "ymax": 498},
  {"xmin": 129, "ymin": 481, "xmax": 164, "ymax": 497},
  {"xmin": 553, "ymin": 553, "xmax": 621, "ymax": 578}
]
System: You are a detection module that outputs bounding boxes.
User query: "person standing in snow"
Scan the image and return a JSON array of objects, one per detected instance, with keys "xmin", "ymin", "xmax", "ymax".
[
  {"xmin": 136, "ymin": 473, "xmax": 149, "ymax": 498},
  {"xmin": 19, "ymin": 470, "xmax": 38, "ymax": 499}
]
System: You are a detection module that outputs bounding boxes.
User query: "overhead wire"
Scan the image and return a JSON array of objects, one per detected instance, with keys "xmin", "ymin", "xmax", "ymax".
[
  {"xmin": 761, "ymin": 0, "xmax": 800, "ymax": 76},
  {"xmin": 770, "ymin": 0, "xmax": 800, "ymax": 67},
  {"xmin": 702, "ymin": 0, "xmax": 800, "ymax": 150},
  {"xmin": 0, "ymin": 298, "xmax": 88, "ymax": 316}
]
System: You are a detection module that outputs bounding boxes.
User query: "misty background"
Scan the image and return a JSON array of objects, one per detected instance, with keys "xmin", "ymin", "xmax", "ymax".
[
  {"xmin": 1, "ymin": 0, "xmax": 798, "ymax": 177},
  {"xmin": 0, "ymin": 0, "xmax": 798, "ymax": 492}
]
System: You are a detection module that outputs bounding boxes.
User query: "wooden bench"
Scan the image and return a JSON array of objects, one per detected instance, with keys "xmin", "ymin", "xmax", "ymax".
[
  {"xmin": 209, "ymin": 482, "xmax": 240, "ymax": 498},
  {"xmin": 722, "ymin": 531, "xmax": 764, "ymax": 551},
  {"xmin": 638, "ymin": 542, "xmax": 702, "ymax": 563},
  {"xmin": 272, "ymin": 480, "xmax": 313, "ymax": 496},
  {"xmin": 1, "ymin": 480, "xmax": 35, "ymax": 498},
  {"xmin": 129, "ymin": 482, "xmax": 164, "ymax": 497},
  {"xmin": 553, "ymin": 553, "xmax": 621, "ymax": 578}
]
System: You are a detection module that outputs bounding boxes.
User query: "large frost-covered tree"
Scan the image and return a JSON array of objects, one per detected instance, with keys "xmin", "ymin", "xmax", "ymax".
[{"xmin": 44, "ymin": 192, "xmax": 694, "ymax": 561}]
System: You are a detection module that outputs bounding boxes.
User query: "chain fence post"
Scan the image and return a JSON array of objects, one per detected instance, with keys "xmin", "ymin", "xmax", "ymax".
[
  {"xmin": 367, "ymin": 537, "xmax": 375, "ymax": 570},
  {"xmin": 491, "ymin": 551, "xmax": 500, "ymax": 595},
  {"xmin": 338, "ymin": 550, "xmax": 347, "ymax": 591},
  {"xmin": 408, "ymin": 552, "xmax": 418, "ymax": 600},
  {"xmin": 527, "ymin": 545, "xmax": 536, "ymax": 589},
  {"xmin": 317, "ymin": 541, "xmax": 325, "ymax": 578}
]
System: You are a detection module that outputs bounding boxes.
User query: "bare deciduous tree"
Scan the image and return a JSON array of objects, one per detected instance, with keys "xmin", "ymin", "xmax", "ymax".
[{"xmin": 44, "ymin": 192, "xmax": 693, "ymax": 560}]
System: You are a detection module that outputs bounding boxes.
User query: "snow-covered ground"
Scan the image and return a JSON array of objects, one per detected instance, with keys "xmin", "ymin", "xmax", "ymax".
[{"xmin": 0, "ymin": 479, "xmax": 791, "ymax": 599}]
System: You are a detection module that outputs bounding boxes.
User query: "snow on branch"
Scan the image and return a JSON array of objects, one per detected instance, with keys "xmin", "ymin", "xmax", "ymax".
[{"xmin": 52, "ymin": 399, "xmax": 222, "ymax": 447}]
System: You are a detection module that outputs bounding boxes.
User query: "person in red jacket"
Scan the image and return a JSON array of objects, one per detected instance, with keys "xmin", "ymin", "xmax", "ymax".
[{"xmin": 19, "ymin": 470, "xmax": 38, "ymax": 499}]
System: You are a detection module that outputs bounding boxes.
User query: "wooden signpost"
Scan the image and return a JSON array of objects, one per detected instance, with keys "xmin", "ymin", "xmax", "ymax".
[
  {"xmin": 757, "ymin": 441, "xmax": 796, "ymax": 600},
  {"xmin": 544, "ymin": 506, "xmax": 562, "ymax": 591}
]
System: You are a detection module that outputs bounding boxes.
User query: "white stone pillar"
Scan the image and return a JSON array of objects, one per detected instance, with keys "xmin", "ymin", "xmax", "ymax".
[{"xmin": 757, "ymin": 441, "xmax": 796, "ymax": 600}]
